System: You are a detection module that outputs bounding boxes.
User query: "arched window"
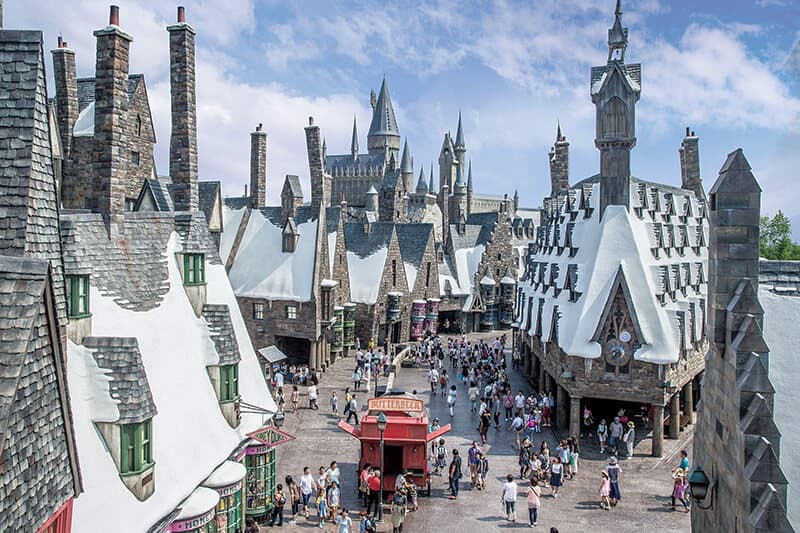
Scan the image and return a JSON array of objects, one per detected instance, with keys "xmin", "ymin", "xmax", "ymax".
[
  {"xmin": 602, "ymin": 97, "xmax": 627, "ymax": 139},
  {"xmin": 135, "ymin": 114, "xmax": 142, "ymax": 136}
]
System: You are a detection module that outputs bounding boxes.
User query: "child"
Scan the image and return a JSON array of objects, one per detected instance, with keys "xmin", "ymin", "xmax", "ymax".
[
  {"xmin": 477, "ymin": 452, "xmax": 489, "ymax": 490},
  {"xmin": 434, "ymin": 438, "xmax": 448, "ymax": 474},
  {"xmin": 316, "ymin": 487, "xmax": 328, "ymax": 528},
  {"xmin": 408, "ymin": 480, "xmax": 418, "ymax": 511},
  {"xmin": 328, "ymin": 480, "xmax": 341, "ymax": 523},
  {"xmin": 359, "ymin": 511, "xmax": 376, "ymax": 533},
  {"xmin": 671, "ymin": 469, "xmax": 690, "ymax": 513},
  {"xmin": 599, "ymin": 470, "xmax": 611, "ymax": 510},
  {"xmin": 330, "ymin": 391, "xmax": 339, "ymax": 416}
]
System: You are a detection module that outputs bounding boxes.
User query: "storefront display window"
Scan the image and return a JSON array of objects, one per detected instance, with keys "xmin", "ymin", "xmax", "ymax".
[
  {"xmin": 245, "ymin": 445, "xmax": 275, "ymax": 518},
  {"xmin": 214, "ymin": 483, "xmax": 243, "ymax": 533}
]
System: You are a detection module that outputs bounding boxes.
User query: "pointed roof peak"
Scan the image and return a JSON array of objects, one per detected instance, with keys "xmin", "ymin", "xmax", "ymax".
[
  {"xmin": 400, "ymin": 139, "xmax": 412, "ymax": 172},
  {"xmin": 368, "ymin": 76, "xmax": 399, "ymax": 138},
  {"xmin": 616, "ymin": 0, "xmax": 623, "ymax": 16},
  {"xmin": 429, "ymin": 163, "xmax": 435, "ymax": 192},
  {"xmin": 467, "ymin": 160, "xmax": 473, "ymax": 191},
  {"xmin": 351, "ymin": 115, "xmax": 359, "ymax": 154},
  {"xmin": 608, "ymin": 0, "xmax": 628, "ymax": 60},
  {"xmin": 416, "ymin": 168, "xmax": 428, "ymax": 193},
  {"xmin": 455, "ymin": 111, "xmax": 466, "ymax": 148},
  {"xmin": 556, "ymin": 120, "xmax": 563, "ymax": 142}
]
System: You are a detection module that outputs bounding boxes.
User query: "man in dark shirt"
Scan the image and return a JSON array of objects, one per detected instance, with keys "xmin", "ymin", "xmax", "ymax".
[{"xmin": 448, "ymin": 449, "xmax": 462, "ymax": 499}]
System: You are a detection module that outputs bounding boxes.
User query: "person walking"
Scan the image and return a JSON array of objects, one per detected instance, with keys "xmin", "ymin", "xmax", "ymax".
[
  {"xmin": 308, "ymin": 383, "xmax": 319, "ymax": 410},
  {"xmin": 448, "ymin": 449, "xmax": 462, "ymax": 499},
  {"xmin": 678, "ymin": 449, "xmax": 690, "ymax": 471},
  {"xmin": 359, "ymin": 464, "xmax": 371, "ymax": 506},
  {"xmin": 353, "ymin": 368, "xmax": 362, "ymax": 391},
  {"xmin": 526, "ymin": 482, "xmax": 541, "ymax": 527},
  {"xmin": 428, "ymin": 366, "xmax": 440, "ymax": 394},
  {"xmin": 549, "ymin": 457, "xmax": 564, "ymax": 498},
  {"xmin": 291, "ymin": 385, "xmax": 300, "ymax": 413},
  {"xmin": 330, "ymin": 391, "xmax": 339, "ymax": 417},
  {"xmin": 519, "ymin": 438, "xmax": 533, "ymax": 480},
  {"xmin": 606, "ymin": 456, "xmax": 622, "ymax": 506},
  {"xmin": 447, "ymin": 385, "xmax": 457, "ymax": 417},
  {"xmin": 509, "ymin": 413, "xmax": 525, "ymax": 449},
  {"xmin": 623, "ymin": 421, "xmax": 636, "ymax": 458},
  {"xmin": 501, "ymin": 473, "xmax": 519, "ymax": 522},
  {"xmin": 366, "ymin": 469, "xmax": 382, "ymax": 516},
  {"xmin": 328, "ymin": 481, "xmax": 341, "ymax": 524},
  {"xmin": 599, "ymin": 471, "xmax": 611, "ymax": 510},
  {"xmin": 391, "ymin": 490, "xmax": 407, "ymax": 533},
  {"xmin": 343, "ymin": 388, "xmax": 352, "ymax": 419},
  {"xmin": 597, "ymin": 419, "xmax": 608, "ymax": 453},
  {"xmin": 336, "ymin": 508, "xmax": 353, "ymax": 533},
  {"xmin": 477, "ymin": 452, "xmax": 489, "ymax": 490},
  {"xmin": 285, "ymin": 475, "xmax": 301, "ymax": 523},
  {"xmin": 671, "ymin": 469, "xmax": 690, "ymax": 513},
  {"xmin": 468, "ymin": 441, "xmax": 481, "ymax": 488},
  {"xmin": 346, "ymin": 394, "xmax": 359, "ymax": 425},
  {"xmin": 433, "ymin": 438, "xmax": 448, "ymax": 474},
  {"xmin": 609, "ymin": 417, "xmax": 623, "ymax": 455},
  {"xmin": 479, "ymin": 409, "xmax": 492, "ymax": 444},
  {"xmin": 299, "ymin": 466, "xmax": 318, "ymax": 518},
  {"xmin": 503, "ymin": 391, "xmax": 514, "ymax": 421},
  {"xmin": 270, "ymin": 483, "xmax": 286, "ymax": 526}
]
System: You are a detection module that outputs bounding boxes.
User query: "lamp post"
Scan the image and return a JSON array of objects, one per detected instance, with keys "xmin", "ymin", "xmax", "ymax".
[
  {"xmin": 374, "ymin": 357, "xmax": 380, "ymax": 398},
  {"xmin": 688, "ymin": 465, "xmax": 716, "ymax": 510},
  {"xmin": 376, "ymin": 412, "xmax": 387, "ymax": 523}
]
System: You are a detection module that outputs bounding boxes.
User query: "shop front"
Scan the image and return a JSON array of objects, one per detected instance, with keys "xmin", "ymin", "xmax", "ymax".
[
  {"xmin": 243, "ymin": 442, "xmax": 276, "ymax": 523},
  {"xmin": 170, "ymin": 487, "xmax": 220, "ymax": 533},
  {"xmin": 203, "ymin": 460, "xmax": 247, "ymax": 533}
]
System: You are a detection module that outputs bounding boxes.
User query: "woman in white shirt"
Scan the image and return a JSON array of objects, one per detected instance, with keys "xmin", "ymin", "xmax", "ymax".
[
  {"xmin": 501, "ymin": 474, "xmax": 518, "ymax": 522},
  {"xmin": 550, "ymin": 457, "xmax": 564, "ymax": 498}
]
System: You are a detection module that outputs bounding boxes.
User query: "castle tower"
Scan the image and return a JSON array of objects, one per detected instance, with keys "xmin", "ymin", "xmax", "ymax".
[
  {"xmin": 250, "ymin": 123, "xmax": 267, "ymax": 208},
  {"xmin": 466, "ymin": 160, "xmax": 474, "ymax": 216},
  {"xmin": 452, "ymin": 160, "xmax": 467, "ymax": 222},
  {"xmin": 591, "ymin": 0, "xmax": 641, "ymax": 216},
  {"xmin": 679, "ymin": 126, "xmax": 705, "ymax": 200},
  {"xmin": 367, "ymin": 78, "xmax": 400, "ymax": 158},
  {"xmin": 350, "ymin": 116, "xmax": 359, "ymax": 161},
  {"xmin": 168, "ymin": 5, "xmax": 199, "ymax": 212},
  {"xmin": 549, "ymin": 122, "xmax": 570, "ymax": 197},
  {"xmin": 438, "ymin": 132, "xmax": 457, "ymax": 193},
  {"xmin": 454, "ymin": 112, "xmax": 467, "ymax": 179},
  {"xmin": 400, "ymin": 138, "xmax": 414, "ymax": 195}
]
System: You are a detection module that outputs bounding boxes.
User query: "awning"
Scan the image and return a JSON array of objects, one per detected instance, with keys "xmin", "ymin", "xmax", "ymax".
[
  {"xmin": 337, "ymin": 419, "xmax": 361, "ymax": 439},
  {"xmin": 426, "ymin": 423, "xmax": 452, "ymax": 443},
  {"xmin": 258, "ymin": 346, "xmax": 288, "ymax": 364}
]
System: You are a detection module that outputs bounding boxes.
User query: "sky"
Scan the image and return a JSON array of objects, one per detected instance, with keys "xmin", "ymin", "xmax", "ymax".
[{"xmin": 7, "ymin": 0, "xmax": 800, "ymax": 229}]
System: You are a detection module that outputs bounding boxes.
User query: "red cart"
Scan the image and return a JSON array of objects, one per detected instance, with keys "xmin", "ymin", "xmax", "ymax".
[{"xmin": 338, "ymin": 394, "xmax": 451, "ymax": 496}]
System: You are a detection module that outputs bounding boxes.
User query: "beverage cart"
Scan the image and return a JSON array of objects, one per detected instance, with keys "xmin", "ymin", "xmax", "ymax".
[{"xmin": 338, "ymin": 393, "xmax": 450, "ymax": 497}]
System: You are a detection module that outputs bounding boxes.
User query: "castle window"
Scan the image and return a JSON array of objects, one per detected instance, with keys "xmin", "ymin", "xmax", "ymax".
[
  {"xmin": 602, "ymin": 97, "xmax": 628, "ymax": 139},
  {"xmin": 135, "ymin": 114, "xmax": 142, "ymax": 136},
  {"xmin": 253, "ymin": 302, "xmax": 264, "ymax": 320},
  {"xmin": 286, "ymin": 305, "xmax": 297, "ymax": 320},
  {"xmin": 120, "ymin": 420, "xmax": 153, "ymax": 475},
  {"xmin": 392, "ymin": 260, "xmax": 397, "ymax": 287},
  {"xmin": 339, "ymin": 254, "xmax": 344, "ymax": 265},
  {"xmin": 131, "ymin": 151, "xmax": 140, "ymax": 166},
  {"xmin": 219, "ymin": 364, "xmax": 239, "ymax": 402},
  {"xmin": 183, "ymin": 253, "xmax": 205, "ymax": 285},
  {"xmin": 425, "ymin": 262, "xmax": 431, "ymax": 287},
  {"xmin": 67, "ymin": 274, "xmax": 90, "ymax": 318}
]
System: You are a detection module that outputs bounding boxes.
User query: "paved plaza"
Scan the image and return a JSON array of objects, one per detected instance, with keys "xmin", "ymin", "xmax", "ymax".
[{"xmin": 270, "ymin": 333, "xmax": 692, "ymax": 532}]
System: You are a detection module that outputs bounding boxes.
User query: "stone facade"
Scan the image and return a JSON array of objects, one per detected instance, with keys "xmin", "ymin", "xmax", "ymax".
[
  {"xmin": 549, "ymin": 125, "xmax": 569, "ymax": 198},
  {"xmin": 249, "ymin": 124, "xmax": 267, "ymax": 208}
]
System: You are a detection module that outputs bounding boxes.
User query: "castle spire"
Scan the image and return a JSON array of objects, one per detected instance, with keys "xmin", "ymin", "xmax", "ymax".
[
  {"xmin": 350, "ymin": 115, "xmax": 358, "ymax": 159},
  {"xmin": 608, "ymin": 0, "xmax": 628, "ymax": 62},
  {"xmin": 400, "ymin": 138, "xmax": 412, "ymax": 173},
  {"xmin": 455, "ymin": 111, "xmax": 466, "ymax": 149},
  {"xmin": 416, "ymin": 168, "xmax": 428, "ymax": 193},
  {"xmin": 367, "ymin": 77, "xmax": 400, "ymax": 156},
  {"xmin": 429, "ymin": 163, "xmax": 435, "ymax": 193},
  {"xmin": 467, "ymin": 160, "xmax": 473, "ymax": 192},
  {"xmin": 556, "ymin": 120, "xmax": 563, "ymax": 142}
]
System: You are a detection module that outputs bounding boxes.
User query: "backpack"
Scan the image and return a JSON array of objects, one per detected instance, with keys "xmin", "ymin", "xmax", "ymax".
[
  {"xmin": 363, "ymin": 516, "xmax": 375, "ymax": 531},
  {"xmin": 440, "ymin": 375, "xmax": 447, "ymax": 385}
]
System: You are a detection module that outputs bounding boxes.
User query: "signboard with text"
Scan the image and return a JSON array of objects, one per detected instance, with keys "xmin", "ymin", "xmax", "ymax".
[
  {"xmin": 367, "ymin": 397, "xmax": 424, "ymax": 414},
  {"xmin": 246, "ymin": 426, "xmax": 296, "ymax": 447}
]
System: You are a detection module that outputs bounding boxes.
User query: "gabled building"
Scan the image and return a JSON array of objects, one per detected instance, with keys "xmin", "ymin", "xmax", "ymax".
[
  {"xmin": 0, "ymin": 27, "xmax": 82, "ymax": 532},
  {"xmin": 515, "ymin": 1, "xmax": 707, "ymax": 456}
]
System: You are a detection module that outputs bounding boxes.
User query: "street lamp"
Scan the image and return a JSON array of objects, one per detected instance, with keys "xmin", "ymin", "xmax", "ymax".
[
  {"xmin": 688, "ymin": 465, "xmax": 716, "ymax": 510},
  {"xmin": 376, "ymin": 412, "xmax": 388, "ymax": 523},
  {"xmin": 374, "ymin": 358, "xmax": 380, "ymax": 398},
  {"xmin": 273, "ymin": 411, "xmax": 285, "ymax": 429}
]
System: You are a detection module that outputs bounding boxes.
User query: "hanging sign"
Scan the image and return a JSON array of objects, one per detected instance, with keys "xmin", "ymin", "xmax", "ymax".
[{"xmin": 246, "ymin": 426, "xmax": 296, "ymax": 447}]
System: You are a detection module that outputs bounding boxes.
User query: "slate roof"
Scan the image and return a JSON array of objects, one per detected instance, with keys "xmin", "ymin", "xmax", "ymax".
[
  {"xmin": 223, "ymin": 196, "xmax": 251, "ymax": 210},
  {"xmin": 326, "ymin": 152, "xmax": 385, "ymax": 176},
  {"xmin": 136, "ymin": 177, "xmax": 174, "ymax": 211},
  {"xmin": 201, "ymin": 305, "xmax": 242, "ymax": 366},
  {"xmin": 449, "ymin": 222, "xmax": 493, "ymax": 251},
  {"xmin": 368, "ymin": 78, "xmax": 400, "ymax": 138},
  {"xmin": 282, "ymin": 175, "xmax": 303, "ymax": 198},
  {"xmin": 344, "ymin": 221, "xmax": 394, "ymax": 257},
  {"xmin": 60, "ymin": 211, "xmax": 221, "ymax": 311},
  {"xmin": 396, "ymin": 224, "xmax": 433, "ymax": 269},
  {"xmin": 760, "ymin": 260, "xmax": 800, "ymax": 296},
  {"xmin": 198, "ymin": 181, "xmax": 220, "ymax": 225},
  {"xmin": 82, "ymin": 337, "xmax": 158, "ymax": 425},
  {"xmin": 76, "ymin": 74, "xmax": 143, "ymax": 112}
]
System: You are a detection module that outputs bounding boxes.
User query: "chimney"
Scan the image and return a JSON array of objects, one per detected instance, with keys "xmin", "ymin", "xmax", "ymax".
[
  {"xmin": 549, "ymin": 124, "xmax": 570, "ymax": 198},
  {"xmin": 306, "ymin": 116, "xmax": 327, "ymax": 217},
  {"xmin": 250, "ymin": 123, "xmax": 267, "ymax": 208},
  {"xmin": 93, "ymin": 4, "xmax": 132, "ymax": 236},
  {"xmin": 168, "ymin": 5, "xmax": 198, "ymax": 211},
  {"xmin": 679, "ymin": 127, "xmax": 704, "ymax": 200},
  {"xmin": 51, "ymin": 35, "xmax": 79, "ymax": 167}
]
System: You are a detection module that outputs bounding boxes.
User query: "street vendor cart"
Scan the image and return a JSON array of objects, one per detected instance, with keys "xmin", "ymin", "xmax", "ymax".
[{"xmin": 338, "ymin": 393, "xmax": 450, "ymax": 497}]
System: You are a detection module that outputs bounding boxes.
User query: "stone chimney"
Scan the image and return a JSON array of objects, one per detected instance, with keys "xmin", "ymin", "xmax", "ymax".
[
  {"xmin": 250, "ymin": 123, "xmax": 267, "ymax": 208},
  {"xmin": 93, "ymin": 5, "xmax": 131, "ymax": 236},
  {"xmin": 168, "ymin": 5, "xmax": 198, "ymax": 211},
  {"xmin": 306, "ymin": 116, "xmax": 328, "ymax": 217},
  {"xmin": 51, "ymin": 36, "xmax": 78, "ymax": 164},
  {"xmin": 679, "ymin": 127, "xmax": 704, "ymax": 200},
  {"xmin": 549, "ymin": 124, "xmax": 570, "ymax": 198}
]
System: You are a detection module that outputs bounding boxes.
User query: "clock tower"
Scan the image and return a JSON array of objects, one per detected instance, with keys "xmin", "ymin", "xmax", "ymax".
[{"xmin": 591, "ymin": 0, "xmax": 641, "ymax": 217}]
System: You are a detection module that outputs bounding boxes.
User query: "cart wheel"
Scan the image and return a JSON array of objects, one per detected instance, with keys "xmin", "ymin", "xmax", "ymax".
[{"xmin": 425, "ymin": 480, "xmax": 431, "ymax": 497}]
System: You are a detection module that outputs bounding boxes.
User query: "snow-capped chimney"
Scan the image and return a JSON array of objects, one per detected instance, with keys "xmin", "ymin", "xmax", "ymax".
[{"xmin": 168, "ymin": 5, "xmax": 198, "ymax": 211}]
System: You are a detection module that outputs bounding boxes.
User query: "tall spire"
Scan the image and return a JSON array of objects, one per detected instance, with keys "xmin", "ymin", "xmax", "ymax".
[
  {"xmin": 400, "ymin": 138, "xmax": 412, "ymax": 173},
  {"xmin": 556, "ymin": 120, "xmax": 563, "ymax": 142},
  {"xmin": 608, "ymin": 0, "xmax": 628, "ymax": 62},
  {"xmin": 429, "ymin": 163, "xmax": 435, "ymax": 192},
  {"xmin": 467, "ymin": 160, "xmax": 473, "ymax": 192},
  {"xmin": 416, "ymin": 168, "xmax": 428, "ymax": 193},
  {"xmin": 367, "ymin": 77, "xmax": 400, "ymax": 155},
  {"xmin": 350, "ymin": 115, "xmax": 359, "ymax": 159},
  {"xmin": 455, "ymin": 111, "xmax": 466, "ymax": 149}
]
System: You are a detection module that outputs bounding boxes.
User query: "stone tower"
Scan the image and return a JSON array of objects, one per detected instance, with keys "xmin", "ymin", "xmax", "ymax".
[
  {"xmin": 679, "ymin": 127, "xmax": 705, "ymax": 200},
  {"xmin": 454, "ymin": 112, "xmax": 467, "ymax": 180},
  {"xmin": 367, "ymin": 77, "xmax": 400, "ymax": 158},
  {"xmin": 692, "ymin": 149, "xmax": 793, "ymax": 533},
  {"xmin": 400, "ymin": 139, "xmax": 414, "ymax": 196},
  {"xmin": 549, "ymin": 122, "xmax": 570, "ymax": 198},
  {"xmin": 51, "ymin": 36, "xmax": 78, "ymax": 166},
  {"xmin": 438, "ymin": 132, "xmax": 457, "ymax": 193},
  {"xmin": 93, "ymin": 4, "xmax": 131, "ymax": 235},
  {"xmin": 168, "ymin": 6, "xmax": 198, "ymax": 212},
  {"xmin": 452, "ymin": 161, "xmax": 467, "ymax": 223},
  {"xmin": 591, "ymin": 0, "xmax": 641, "ymax": 216},
  {"xmin": 306, "ymin": 117, "xmax": 328, "ymax": 217},
  {"xmin": 250, "ymin": 123, "xmax": 267, "ymax": 208}
]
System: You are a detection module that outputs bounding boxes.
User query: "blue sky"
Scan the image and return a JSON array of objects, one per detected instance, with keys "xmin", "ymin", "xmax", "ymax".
[{"xmin": 8, "ymin": 0, "xmax": 800, "ymax": 226}]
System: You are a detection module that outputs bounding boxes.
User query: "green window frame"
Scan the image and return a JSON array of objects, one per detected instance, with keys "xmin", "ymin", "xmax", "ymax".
[
  {"xmin": 67, "ymin": 275, "xmax": 90, "ymax": 318},
  {"xmin": 184, "ymin": 253, "xmax": 206, "ymax": 285},
  {"xmin": 220, "ymin": 364, "xmax": 239, "ymax": 402},
  {"xmin": 215, "ymin": 486, "xmax": 243, "ymax": 533},
  {"xmin": 245, "ymin": 448, "xmax": 276, "ymax": 516},
  {"xmin": 120, "ymin": 419, "xmax": 153, "ymax": 475}
]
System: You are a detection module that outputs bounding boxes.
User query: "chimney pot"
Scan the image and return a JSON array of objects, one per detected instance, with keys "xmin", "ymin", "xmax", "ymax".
[
  {"xmin": 109, "ymin": 5, "xmax": 120, "ymax": 26},
  {"xmin": 63, "ymin": 41, "xmax": 69, "ymax": 48},
  {"xmin": 177, "ymin": 6, "xmax": 185, "ymax": 23},
  {"xmin": 691, "ymin": 131, "xmax": 696, "ymax": 137},
  {"xmin": 245, "ymin": 184, "xmax": 248, "ymax": 197},
  {"xmin": 57, "ymin": 35, "xmax": 64, "ymax": 48},
  {"xmin": 685, "ymin": 126, "xmax": 690, "ymax": 136},
  {"xmin": 309, "ymin": 116, "xmax": 314, "ymax": 126}
]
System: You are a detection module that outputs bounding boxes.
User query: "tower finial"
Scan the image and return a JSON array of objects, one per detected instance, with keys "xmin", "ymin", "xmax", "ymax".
[
  {"xmin": 616, "ymin": 0, "xmax": 622, "ymax": 16},
  {"xmin": 556, "ymin": 120, "xmax": 562, "ymax": 142},
  {"xmin": 351, "ymin": 115, "xmax": 359, "ymax": 158},
  {"xmin": 608, "ymin": 0, "xmax": 628, "ymax": 61}
]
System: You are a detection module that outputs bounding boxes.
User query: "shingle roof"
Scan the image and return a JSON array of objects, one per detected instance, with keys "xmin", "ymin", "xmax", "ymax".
[
  {"xmin": 396, "ymin": 224, "xmax": 433, "ymax": 269},
  {"xmin": 82, "ymin": 337, "xmax": 157, "ymax": 425},
  {"xmin": 136, "ymin": 178, "xmax": 174, "ymax": 212},
  {"xmin": 283, "ymin": 175, "xmax": 303, "ymax": 198},
  {"xmin": 198, "ymin": 181, "xmax": 220, "ymax": 224},
  {"xmin": 367, "ymin": 78, "xmax": 400, "ymax": 138},
  {"xmin": 344, "ymin": 221, "xmax": 394, "ymax": 257},
  {"xmin": 201, "ymin": 305, "xmax": 242, "ymax": 366},
  {"xmin": 223, "ymin": 196, "xmax": 251, "ymax": 210},
  {"xmin": 76, "ymin": 74, "xmax": 143, "ymax": 112}
]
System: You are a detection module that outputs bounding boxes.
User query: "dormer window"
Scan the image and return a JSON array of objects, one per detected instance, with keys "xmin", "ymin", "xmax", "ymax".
[
  {"xmin": 120, "ymin": 420, "xmax": 153, "ymax": 475},
  {"xmin": 67, "ymin": 274, "xmax": 90, "ymax": 318},
  {"xmin": 219, "ymin": 364, "xmax": 239, "ymax": 403},
  {"xmin": 184, "ymin": 253, "xmax": 205, "ymax": 285}
]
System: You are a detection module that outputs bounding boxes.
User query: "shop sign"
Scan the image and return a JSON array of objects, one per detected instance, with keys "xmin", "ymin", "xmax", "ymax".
[
  {"xmin": 367, "ymin": 397, "xmax": 424, "ymax": 414},
  {"xmin": 215, "ymin": 480, "xmax": 243, "ymax": 497},
  {"xmin": 170, "ymin": 509, "xmax": 215, "ymax": 532},
  {"xmin": 245, "ymin": 444, "xmax": 269, "ymax": 456},
  {"xmin": 246, "ymin": 426, "xmax": 295, "ymax": 447}
]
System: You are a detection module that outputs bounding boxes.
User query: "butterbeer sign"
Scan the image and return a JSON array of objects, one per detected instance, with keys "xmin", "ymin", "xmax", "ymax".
[{"xmin": 367, "ymin": 397, "xmax": 424, "ymax": 414}]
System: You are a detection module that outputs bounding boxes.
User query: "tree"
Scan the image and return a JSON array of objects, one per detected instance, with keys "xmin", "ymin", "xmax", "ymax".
[{"xmin": 760, "ymin": 211, "xmax": 800, "ymax": 260}]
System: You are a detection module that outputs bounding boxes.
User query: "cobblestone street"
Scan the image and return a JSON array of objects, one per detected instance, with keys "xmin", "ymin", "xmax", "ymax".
[{"xmin": 269, "ymin": 333, "xmax": 692, "ymax": 532}]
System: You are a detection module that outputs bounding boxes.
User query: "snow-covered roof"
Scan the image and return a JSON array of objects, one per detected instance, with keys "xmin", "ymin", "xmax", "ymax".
[
  {"xmin": 174, "ymin": 486, "xmax": 219, "ymax": 521},
  {"xmin": 344, "ymin": 222, "xmax": 394, "ymax": 305},
  {"xmin": 64, "ymin": 218, "xmax": 276, "ymax": 533},
  {"xmin": 203, "ymin": 460, "xmax": 246, "ymax": 488},
  {"xmin": 518, "ymin": 179, "xmax": 707, "ymax": 364},
  {"xmin": 439, "ymin": 243, "xmax": 485, "ymax": 299},
  {"xmin": 228, "ymin": 208, "xmax": 318, "ymax": 302},
  {"xmin": 73, "ymin": 101, "xmax": 94, "ymax": 137}
]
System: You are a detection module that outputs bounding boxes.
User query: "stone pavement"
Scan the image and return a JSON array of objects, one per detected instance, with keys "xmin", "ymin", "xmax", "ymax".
[{"xmin": 266, "ymin": 334, "xmax": 693, "ymax": 533}]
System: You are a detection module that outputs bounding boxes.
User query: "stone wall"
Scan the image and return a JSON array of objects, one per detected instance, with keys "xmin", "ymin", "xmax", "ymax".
[
  {"xmin": 125, "ymin": 79, "xmax": 155, "ymax": 203},
  {"xmin": 249, "ymin": 127, "xmax": 267, "ymax": 208},
  {"xmin": 237, "ymin": 296, "xmax": 318, "ymax": 352}
]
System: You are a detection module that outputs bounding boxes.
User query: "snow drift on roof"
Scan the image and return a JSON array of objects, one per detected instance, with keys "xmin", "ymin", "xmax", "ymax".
[
  {"xmin": 220, "ymin": 205, "xmax": 245, "ymax": 264},
  {"xmin": 228, "ymin": 209, "xmax": 317, "ymax": 302},
  {"xmin": 73, "ymin": 101, "xmax": 94, "ymax": 137},
  {"xmin": 348, "ymin": 246, "xmax": 388, "ymax": 304}
]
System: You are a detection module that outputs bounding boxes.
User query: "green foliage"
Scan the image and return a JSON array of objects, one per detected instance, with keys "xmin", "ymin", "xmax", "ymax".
[{"xmin": 760, "ymin": 211, "xmax": 800, "ymax": 260}]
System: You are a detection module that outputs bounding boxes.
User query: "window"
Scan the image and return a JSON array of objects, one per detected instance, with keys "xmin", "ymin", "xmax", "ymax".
[
  {"xmin": 425, "ymin": 262, "xmax": 431, "ymax": 287},
  {"xmin": 220, "ymin": 364, "xmax": 239, "ymax": 402},
  {"xmin": 183, "ymin": 253, "xmax": 205, "ymax": 285},
  {"xmin": 286, "ymin": 305, "xmax": 297, "ymax": 320},
  {"xmin": 131, "ymin": 151, "xmax": 140, "ymax": 166},
  {"xmin": 392, "ymin": 260, "xmax": 397, "ymax": 287},
  {"xmin": 67, "ymin": 275, "xmax": 90, "ymax": 318},
  {"xmin": 120, "ymin": 420, "xmax": 153, "ymax": 475},
  {"xmin": 339, "ymin": 254, "xmax": 343, "ymax": 265},
  {"xmin": 135, "ymin": 114, "xmax": 142, "ymax": 136},
  {"xmin": 253, "ymin": 302, "xmax": 264, "ymax": 320}
]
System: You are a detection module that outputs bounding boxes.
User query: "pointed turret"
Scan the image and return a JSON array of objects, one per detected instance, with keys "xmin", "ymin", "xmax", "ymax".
[
  {"xmin": 455, "ymin": 112, "xmax": 466, "ymax": 149},
  {"xmin": 454, "ymin": 112, "xmax": 467, "ymax": 182},
  {"xmin": 322, "ymin": 137, "xmax": 327, "ymax": 159},
  {"xmin": 367, "ymin": 77, "xmax": 401, "ymax": 157},
  {"xmin": 467, "ymin": 160, "xmax": 474, "ymax": 192},
  {"xmin": 429, "ymin": 163, "xmax": 435, "ymax": 193},
  {"xmin": 350, "ymin": 116, "xmax": 359, "ymax": 160},
  {"xmin": 400, "ymin": 139, "xmax": 413, "ymax": 194},
  {"xmin": 608, "ymin": 0, "xmax": 627, "ymax": 62},
  {"xmin": 416, "ymin": 168, "xmax": 428, "ymax": 193},
  {"xmin": 365, "ymin": 184, "xmax": 379, "ymax": 213}
]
